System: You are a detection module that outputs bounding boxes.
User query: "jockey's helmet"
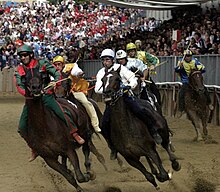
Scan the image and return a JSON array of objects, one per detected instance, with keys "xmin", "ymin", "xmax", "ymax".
[
  {"xmin": 100, "ymin": 49, "xmax": 115, "ymax": 59},
  {"xmin": 184, "ymin": 50, "xmax": 193, "ymax": 56},
  {"xmin": 126, "ymin": 43, "xmax": 137, "ymax": 51},
  {"xmin": 116, "ymin": 50, "xmax": 127, "ymax": 59},
  {"xmin": 17, "ymin": 44, "xmax": 33, "ymax": 55},
  {"xmin": 53, "ymin": 55, "xmax": 64, "ymax": 64}
]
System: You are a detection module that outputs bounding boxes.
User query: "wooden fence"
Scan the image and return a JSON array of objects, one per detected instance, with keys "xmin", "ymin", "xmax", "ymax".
[{"xmin": 1, "ymin": 68, "xmax": 220, "ymax": 126}]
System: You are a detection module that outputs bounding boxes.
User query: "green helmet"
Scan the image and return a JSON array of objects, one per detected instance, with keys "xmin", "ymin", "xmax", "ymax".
[{"xmin": 17, "ymin": 44, "xmax": 33, "ymax": 54}]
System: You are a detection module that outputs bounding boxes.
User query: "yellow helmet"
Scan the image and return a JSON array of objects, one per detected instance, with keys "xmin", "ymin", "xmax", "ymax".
[
  {"xmin": 53, "ymin": 55, "xmax": 64, "ymax": 64},
  {"xmin": 184, "ymin": 50, "xmax": 193, "ymax": 56},
  {"xmin": 126, "ymin": 43, "xmax": 137, "ymax": 51}
]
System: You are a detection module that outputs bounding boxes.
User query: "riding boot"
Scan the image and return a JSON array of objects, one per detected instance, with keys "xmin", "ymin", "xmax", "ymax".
[
  {"xmin": 29, "ymin": 149, "xmax": 38, "ymax": 162},
  {"xmin": 72, "ymin": 132, "xmax": 85, "ymax": 144}
]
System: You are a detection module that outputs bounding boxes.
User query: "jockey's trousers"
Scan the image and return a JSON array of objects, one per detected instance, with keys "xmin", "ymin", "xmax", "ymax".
[{"xmin": 73, "ymin": 92, "xmax": 100, "ymax": 132}]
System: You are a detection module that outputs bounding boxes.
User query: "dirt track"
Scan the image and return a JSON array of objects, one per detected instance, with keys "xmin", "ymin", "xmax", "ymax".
[{"xmin": 0, "ymin": 97, "xmax": 220, "ymax": 192}]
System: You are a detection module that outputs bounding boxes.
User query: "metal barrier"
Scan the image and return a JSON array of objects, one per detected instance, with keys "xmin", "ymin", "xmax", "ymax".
[
  {"xmin": 1, "ymin": 55, "xmax": 220, "ymax": 125},
  {"xmin": 79, "ymin": 54, "xmax": 220, "ymax": 86}
]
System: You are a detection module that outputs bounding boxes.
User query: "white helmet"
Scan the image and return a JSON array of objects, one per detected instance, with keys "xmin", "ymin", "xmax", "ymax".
[
  {"xmin": 116, "ymin": 50, "xmax": 127, "ymax": 59},
  {"xmin": 100, "ymin": 49, "xmax": 115, "ymax": 58}
]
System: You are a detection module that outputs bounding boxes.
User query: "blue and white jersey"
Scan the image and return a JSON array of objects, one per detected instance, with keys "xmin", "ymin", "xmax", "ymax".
[{"xmin": 125, "ymin": 58, "xmax": 148, "ymax": 72}]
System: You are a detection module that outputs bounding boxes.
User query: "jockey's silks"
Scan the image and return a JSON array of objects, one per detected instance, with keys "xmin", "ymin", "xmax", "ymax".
[{"xmin": 62, "ymin": 63, "xmax": 89, "ymax": 95}]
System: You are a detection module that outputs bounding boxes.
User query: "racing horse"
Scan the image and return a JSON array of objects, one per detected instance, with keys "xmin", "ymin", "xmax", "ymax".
[
  {"xmin": 101, "ymin": 66, "xmax": 181, "ymax": 190},
  {"xmin": 184, "ymin": 69, "xmax": 211, "ymax": 141},
  {"xmin": 24, "ymin": 66, "xmax": 105, "ymax": 192}
]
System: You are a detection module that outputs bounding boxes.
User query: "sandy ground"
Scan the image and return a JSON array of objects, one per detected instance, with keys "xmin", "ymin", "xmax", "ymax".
[{"xmin": 0, "ymin": 97, "xmax": 220, "ymax": 192}]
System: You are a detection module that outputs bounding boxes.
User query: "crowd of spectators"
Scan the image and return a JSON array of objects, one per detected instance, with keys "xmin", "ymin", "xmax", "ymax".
[{"xmin": 0, "ymin": 0, "xmax": 220, "ymax": 70}]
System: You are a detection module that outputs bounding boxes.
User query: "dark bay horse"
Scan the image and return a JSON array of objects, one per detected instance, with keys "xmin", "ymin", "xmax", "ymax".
[
  {"xmin": 184, "ymin": 69, "xmax": 211, "ymax": 141},
  {"xmin": 24, "ymin": 67, "xmax": 105, "ymax": 192},
  {"xmin": 101, "ymin": 66, "xmax": 181, "ymax": 190}
]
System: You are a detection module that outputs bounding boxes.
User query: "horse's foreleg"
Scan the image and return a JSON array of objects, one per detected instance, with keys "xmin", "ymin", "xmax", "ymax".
[
  {"xmin": 187, "ymin": 111, "xmax": 203, "ymax": 141},
  {"xmin": 124, "ymin": 156, "xmax": 159, "ymax": 190},
  {"xmin": 201, "ymin": 117, "xmax": 208, "ymax": 139},
  {"xmin": 82, "ymin": 142, "xmax": 96, "ymax": 180},
  {"xmin": 67, "ymin": 148, "xmax": 90, "ymax": 183},
  {"xmin": 161, "ymin": 141, "xmax": 181, "ymax": 172},
  {"xmin": 147, "ymin": 149, "xmax": 170, "ymax": 183},
  {"xmin": 88, "ymin": 140, "xmax": 107, "ymax": 171},
  {"xmin": 82, "ymin": 143, "xmax": 91, "ymax": 172},
  {"xmin": 145, "ymin": 156, "xmax": 158, "ymax": 175},
  {"xmin": 44, "ymin": 157, "xmax": 84, "ymax": 192}
]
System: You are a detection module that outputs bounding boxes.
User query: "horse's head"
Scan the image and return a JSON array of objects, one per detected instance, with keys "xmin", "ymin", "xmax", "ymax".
[
  {"xmin": 188, "ymin": 69, "xmax": 205, "ymax": 94},
  {"xmin": 101, "ymin": 66, "xmax": 122, "ymax": 102},
  {"xmin": 25, "ymin": 68, "xmax": 44, "ymax": 98}
]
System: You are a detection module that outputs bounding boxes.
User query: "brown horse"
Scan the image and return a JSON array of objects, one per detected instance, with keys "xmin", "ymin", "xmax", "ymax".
[
  {"xmin": 101, "ymin": 66, "xmax": 181, "ymax": 190},
  {"xmin": 184, "ymin": 69, "xmax": 211, "ymax": 141},
  {"xmin": 24, "ymin": 67, "xmax": 105, "ymax": 192}
]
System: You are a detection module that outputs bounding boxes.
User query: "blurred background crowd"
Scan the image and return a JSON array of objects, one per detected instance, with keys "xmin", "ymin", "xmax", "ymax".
[{"xmin": 0, "ymin": 0, "xmax": 220, "ymax": 70}]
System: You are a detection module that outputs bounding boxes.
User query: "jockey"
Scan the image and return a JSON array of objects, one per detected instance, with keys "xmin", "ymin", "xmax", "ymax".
[
  {"xmin": 116, "ymin": 49, "xmax": 148, "ymax": 81},
  {"xmin": 127, "ymin": 42, "xmax": 159, "ymax": 68},
  {"xmin": 175, "ymin": 50, "xmax": 214, "ymax": 117},
  {"xmin": 95, "ymin": 49, "xmax": 162, "ymax": 160},
  {"xmin": 52, "ymin": 55, "xmax": 101, "ymax": 133},
  {"xmin": 126, "ymin": 42, "xmax": 161, "ymax": 105},
  {"xmin": 14, "ymin": 44, "xmax": 85, "ymax": 162}
]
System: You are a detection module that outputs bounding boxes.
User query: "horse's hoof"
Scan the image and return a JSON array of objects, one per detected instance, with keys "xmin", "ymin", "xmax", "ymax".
[
  {"xmin": 76, "ymin": 186, "xmax": 84, "ymax": 192},
  {"xmin": 172, "ymin": 161, "xmax": 181, "ymax": 171},
  {"xmin": 156, "ymin": 173, "xmax": 169, "ymax": 183},
  {"xmin": 87, "ymin": 170, "xmax": 96, "ymax": 180},
  {"xmin": 193, "ymin": 136, "xmax": 203, "ymax": 142},
  {"xmin": 84, "ymin": 173, "xmax": 90, "ymax": 182},
  {"xmin": 77, "ymin": 174, "xmax": 90, "ymax": 183}
]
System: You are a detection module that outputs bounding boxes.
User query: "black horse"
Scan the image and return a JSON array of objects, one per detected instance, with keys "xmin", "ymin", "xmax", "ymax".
[
  {"xmin": 185, "ymin": 69, "xmax": 211, "ymax": 141},
  {"xmin": 24, "ymin": 66, "xmax": 105, "ymax": 192},
  {"xmin": 101, "ymin": 66, "xmax": 181, "ymax": 190}
]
